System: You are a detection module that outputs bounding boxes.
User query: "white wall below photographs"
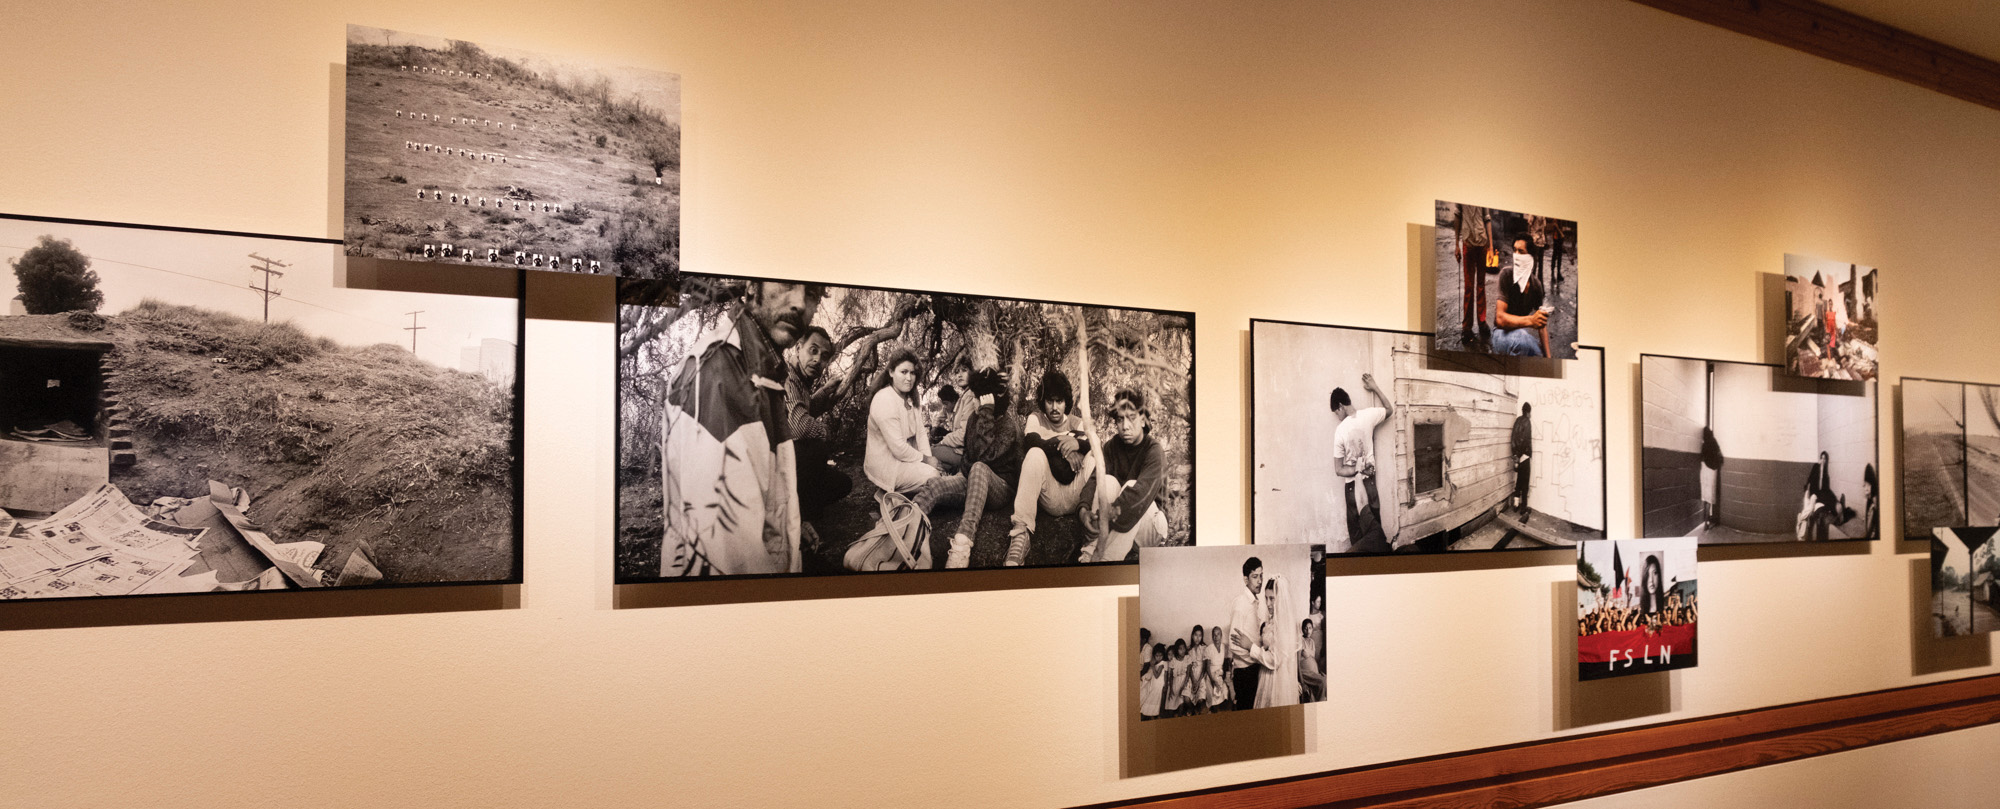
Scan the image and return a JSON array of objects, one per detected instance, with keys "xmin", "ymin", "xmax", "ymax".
[{"xmin": 6, "ymin": 1, "xmax": 2000, "ymax": 807}]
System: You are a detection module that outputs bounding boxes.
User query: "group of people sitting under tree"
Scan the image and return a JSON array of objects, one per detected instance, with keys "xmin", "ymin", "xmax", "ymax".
[
  {"xmin": 657, "ymin": 280, "xmax": 1172, "ymax": 577},
  {"xmin": 1141, "ymin": 558, "xmax": 1327, "ymax": 720}
]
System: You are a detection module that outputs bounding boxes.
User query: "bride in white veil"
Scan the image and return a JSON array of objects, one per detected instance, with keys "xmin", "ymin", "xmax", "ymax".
[{"xmin": 1254, "ymin": 575, "xmax": 1301, "ymax": 707}]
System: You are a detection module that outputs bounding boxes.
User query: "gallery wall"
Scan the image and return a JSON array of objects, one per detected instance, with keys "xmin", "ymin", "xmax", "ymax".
[{"xmin": 6, "ymin": 1, "xmax": 2000, "ymax": 807}]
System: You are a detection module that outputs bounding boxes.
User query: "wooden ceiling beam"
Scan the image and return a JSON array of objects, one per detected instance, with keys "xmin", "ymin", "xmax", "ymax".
[{"xmin": 1629, "ymin": 0, "xmax": 2000, "ymax": 111}]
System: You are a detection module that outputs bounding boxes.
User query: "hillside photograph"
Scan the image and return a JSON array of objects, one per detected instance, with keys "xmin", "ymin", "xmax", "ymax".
[
  {"xmin": 0, "ymin": 216, "xmax": 520, "ymax": 600},
  {"xmin": 344, "ymin": 24, "xmax": 680, "ymax": 283}
]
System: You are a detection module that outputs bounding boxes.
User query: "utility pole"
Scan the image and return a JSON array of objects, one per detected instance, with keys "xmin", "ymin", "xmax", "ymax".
[
  {"xmin": 248, "ymin": 253, "xmax": 289, "ymax": 322},
  {"xmin": 404, "ymin": 310, "xmax": 426, "ymax": 353}
]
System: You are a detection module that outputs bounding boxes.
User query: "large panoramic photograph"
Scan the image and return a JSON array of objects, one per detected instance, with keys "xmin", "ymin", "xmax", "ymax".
[
  {"xmin": 0, "ymin": 216, "xmax": 521, "ymax": 600},
  {"xmin": 344, "ymin": 24, "xmax": 681, "ymax": 282},
  {"xmin": 616, "ymin": 275, "xmax": 1194, "ymax": 579},
  {"xmin": 1251, "ymin": 320, "xmax": 1605, "ymax": 555}
]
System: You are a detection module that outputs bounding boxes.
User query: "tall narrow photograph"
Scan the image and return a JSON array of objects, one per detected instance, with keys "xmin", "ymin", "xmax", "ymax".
[
  {"xmin": 616, "ymin": 275, "xmax": 1194, "ymax": 579},
  {"xmin": 1931, "ymin": 527, "xmax": 2000, "ymax": 638},
  {"xmin": 1639, "ymin": 355, "xmax": 1877, "ymax": 544},
  {"xmin": 1252, "ymin": 320, "xmax": 1605, "ymax": 555},
  {"xmin": 1433, "ymin": 200, "xmax": 1578, "ymax": 359},
  {"xmin": 1577, "ymin": 537, "xmax": 1697, "ymax": 680},
  {"xmin": 1137, "ymin": 543, "xmax": 1326, "ymax": 720},
  {"xmin": 344, "ymin": 24, "xmax": 681, "ymax": 281},
  {"xmin": 1900, "ymin": 377, "xmax": 2000, "ymax": 541},
  {"xmin": 1784, "ymin": 254, "xmax": 1878, "ymax": 382},
  {"xmin": 0, "ymin": 216, "xmax": 521, "ymax": 601}
]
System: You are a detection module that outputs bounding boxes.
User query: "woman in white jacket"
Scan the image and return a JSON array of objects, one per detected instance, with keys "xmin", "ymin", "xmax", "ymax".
[{"xmin": 866, "ymin": 349, "xmax": 944, "ymax": 493}]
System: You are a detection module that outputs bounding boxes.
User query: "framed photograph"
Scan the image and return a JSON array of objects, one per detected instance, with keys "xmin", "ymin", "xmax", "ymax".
[
  {"xmin": 1250, "ymin": 319, "xmax": 1606, "ymax": 555},
  {"xmin": 1577, "ymin": 537, "xmax": 1697, "ymax": 680},
  {"xmin": 1639, "ymin": 354, "xmax": 1878, "ymax": 544},
  {"xmin": 0, "ymin": 214, "xmax": 522, "ymax": 601},
  {"xmin": 1900, "ymin": 377, "xmax": 2000, "ymax": 541},
  {"xmin": 1931, "ymin": 527, "xmax": 2000, "ymax": 638},
  {"xmin": 1137, "ymin": 542, "xmax": 1326, "ymax": 719},
  {"xmin": 344, "ymin": 24, "xmax": 681, "ymax": 281},
  {"xmin": 1783, "ymin": 254, "xmax": 1878, "ymax": 381},
  {"xmin": 1433, "ymin": 200, "xmax": 1578, "ymax": 359},
  {"xmin": 616, "ymin": 274, "xmax": 1194, "ymax": 580}
]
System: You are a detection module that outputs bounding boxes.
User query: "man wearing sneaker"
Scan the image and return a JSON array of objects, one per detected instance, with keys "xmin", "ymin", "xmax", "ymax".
[
  {"xmin": 1077, "ymin": 388, "xmax": 1168, "ymax": 563},
  {"xmin": 1004, "ymin": 371, "xmax": 1097, "ymax": 566}
]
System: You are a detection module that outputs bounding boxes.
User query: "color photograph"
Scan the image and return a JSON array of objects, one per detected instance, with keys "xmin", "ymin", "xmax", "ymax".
[
  {"xmin": 1577, "ymin": 537, "xmax": 1697, "ymax": 680},
  {"xmin": 1137, "ymin": 543, "xmax": 1326, "ymax": 720},
  {"xmin": 344, "ymin": 24, "xmax": 681, "ymax": 281},
  {"xmin": 617, "ymin": 275, "xmax": 1194, "ymax": 579},
  {"xmin": 1901, "ymin": 378, "xmax": 2000, "ymax": 541},
  {"xmin": 1252, "ymin": 320, "xmax": 1605, "ymax": 555},
  {"xmin": 1931, "ymin": 527, "xmax": 2000, "ymax": 638},
  {"xmin": 1640, "ymin": 355, "xmax": 1877, "ymax": 544},
  {"xmin": 0, "ymin": 215, "xmax": 521, "ymax": 600},
  {"xmin": 1784, "ymin": 254, "xmax": 1877, "ymax": 382},
  {"xmin": 1433, "ymin": 200, "xmax": 1578, "ymax": 359}
]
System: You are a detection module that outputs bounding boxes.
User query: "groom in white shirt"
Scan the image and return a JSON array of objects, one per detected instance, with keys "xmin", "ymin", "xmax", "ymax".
[{"xmin": 1227, "ymin": 556, "xmax": 1265, "ymax": 711}]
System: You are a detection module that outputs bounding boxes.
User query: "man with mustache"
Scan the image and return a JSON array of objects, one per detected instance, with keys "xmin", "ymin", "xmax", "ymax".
[
  {"xmin": 785, "ymin": 325, "xmax": 868, "ymax": 522},
  {"xmin": 660, "ymin": 281, "xmax": 826, "ymax": 576}
]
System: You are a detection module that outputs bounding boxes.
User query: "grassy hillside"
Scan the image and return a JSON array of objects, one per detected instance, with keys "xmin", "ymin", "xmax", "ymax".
[
  {"xmin": 345, "ymin": 41, "xmax": 679, "ymax": 280},
  {"xmin": 108, "ymin": 301, "xmax": 516, "ymax": 583}
]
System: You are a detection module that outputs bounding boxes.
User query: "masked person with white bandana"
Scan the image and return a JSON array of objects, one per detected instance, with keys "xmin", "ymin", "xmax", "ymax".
[{"xmin": 1491, "ymin": 237, "xmax": 1551, "ymax": 357}]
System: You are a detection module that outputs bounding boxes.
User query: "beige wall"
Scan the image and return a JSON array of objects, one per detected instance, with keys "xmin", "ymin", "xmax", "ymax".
[{"xmin": 5, "ymin": 1, "xmax": 2000, "ymax": 806}]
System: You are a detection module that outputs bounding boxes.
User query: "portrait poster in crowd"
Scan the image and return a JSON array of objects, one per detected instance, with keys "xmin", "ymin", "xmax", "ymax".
[
  {"xmin": 1931, "ymin": 527, "xmax": 2000, "ymax": 638},
  {"xmin": 1783, "ymin": 254, "xmax": 1878, "ymax": 382},
  {"xmin": 344, "ymin": 24, "xmax": 681, "ymax": 282},
  {"xmin": 1900, "ymin": 378, "xmax": 2000, "ymax": 542},
  {"xmin": 1576, "ymin": 537, "xmax": 1697, "ymax": 680},
  {"xmin": 1433, "ymin": 200, "xmax": 1578, "ymax": 360},
  {"xmin": 615, "ymin": 274, "xmax": 1195, "ymax": 580},
  {"xmin": 1250, "ymin": 319, "xmax": 1605, "ymax": 555},
  {"xmin": 1639, "ymin": 354, "xmax": 1878, "ymax": 544},
  {"xmin": 1136, "ymin": 543, "xmax": 1326, "ymax": 720},
  {"xmin": 0, "ymin": 214, "xmax": 522, "ymax": 601}
]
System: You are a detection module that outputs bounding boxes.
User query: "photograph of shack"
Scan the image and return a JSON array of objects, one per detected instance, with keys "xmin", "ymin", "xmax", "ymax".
[
  {"xmin": 0, "ymin": 216, "xmax": 521, "ymax": 600},
  {"xmin": 1930, "ymin": 527, "xmax": 2000, "ymax": 638},
  {"xmin": 1783, "ymin": 254, "xmax": 1878, "ymax": 382},
  {"xmin": 1251, "ymin": 320, "xmax": 1605, "ymax": 555},
  {"xmin": 1901, "ymin": 377, "xmax": 2000, "ymax": 542},
  {"xmin": 1640, "ymin": 355, "xmax": 1877, "ymax": 544}
]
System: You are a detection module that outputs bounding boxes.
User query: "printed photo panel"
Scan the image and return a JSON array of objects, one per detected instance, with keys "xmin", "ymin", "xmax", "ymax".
[
  {"xmin": 1137, "ymin": 542, "xmax": 1326, "ymax": 720},
  {"xmin": 1433, "ymin": 200, "xmax": 1578, "ymax": 360},
  {"xmin": 1577, "ymin": 537, "xmax": 1697, "ymax": 680}
]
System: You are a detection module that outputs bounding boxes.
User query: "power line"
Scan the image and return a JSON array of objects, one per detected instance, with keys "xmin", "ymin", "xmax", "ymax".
[
  {"xmin": 247, "ymin": 252, "xmax": 288, "ymax": 323},
  {"xmin": 0, "ymin": 243, "xmax": 404, "ymax": 332},
  {"xmin": 404, "ymin": 310, "xmax": 426, "ymax": 353}
]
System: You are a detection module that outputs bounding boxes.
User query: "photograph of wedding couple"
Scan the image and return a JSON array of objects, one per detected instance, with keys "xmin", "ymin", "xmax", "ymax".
[{"xmin": 1136, "ymin": 543, "xmax": 1326, "ymax": 720}]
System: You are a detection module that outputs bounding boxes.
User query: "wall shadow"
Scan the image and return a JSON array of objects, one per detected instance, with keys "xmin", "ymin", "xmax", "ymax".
[
  {"xmin": 1241, "ymin": 328, "xmax": 1255, "ymax": 543},
  {"xmin": 1759, "ymin": 271, "xmax": 1786, "ymax": 367},
  {"xmin": 1695, "ymin": 540, "xmax": 1873, "ymax": 563},
  {"xmin": 326, "ymin": 64, "xmax": 343, "ymax": 240},
  {"xmin": 1409, "ymin": 222, "xmax": 1435, "ymax": 334},
  {"xmin": 1552, "ymin": 580, "xmax": 1674, "ymax": 730},
  {"xmin": 342, "ymin": 255, "xmax": 526, "ymax": 299},
  {"xmin": 614, "ymin": 563, "xmax": 1135, "ymax": 609},
  {"xmin": 1908, "ymin": 557, "xmax": 1993, "ymax": 675},
  {"xmin": 527, "ymin": 270, "xmax": 616, "ymax": 322},
  {"xmin": 1116, "ymin": 595, "xmax": 1305, "ymax": 778},
  {"xmin": 0, "ymin": 583, "xmax": 518, "ymax": 631},
  {"xmin": 1325, "ymin": 546, "xmax": 1570, "ymax": 578}
]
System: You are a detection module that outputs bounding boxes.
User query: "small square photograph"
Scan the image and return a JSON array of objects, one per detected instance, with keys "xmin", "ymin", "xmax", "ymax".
[
  {"xmin": 344, "ymin": 24, "xmax": 681, "ymax": 281},
  {"xmin": 1784, "ymin": 254, "xmax": 1877, "ymax": 381},
  {"xmin": 1931, "ymin": 527, "xmax": 2000, "ymax": 637},
  {"xmin": 1433, "ymin": 200, "xmax": 1577, "ymax": 360},
  {"xmin": 1577, "ymin": 537, "xmax": 1697, "ymax": 680},
  {"xmin": 1639, "ymin": 355, "xmax": 1878, "ymax": 544},
  {"xmin": 1900, "ymin": 378, "xmax": 2000, "ymax": 541},
  {"xmin": 1136, "ymin": 543, "xmax": 1326, "ymax": 721}
]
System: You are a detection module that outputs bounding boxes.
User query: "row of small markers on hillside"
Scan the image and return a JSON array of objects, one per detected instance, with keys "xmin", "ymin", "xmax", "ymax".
[
  {"xmin": 421, "ymin": 243, "xmax": 602, "ymax": 273},
  {"xmin": 406, "ymin": 142, "xmax": 513, "ymax": 162},
  {"xmin": 394, "ymin": 111, "xmax": 524, "ymax": 129},
  {"xmin": 416, "ymin": 189, "xmax": 564, "ymax": 213},
  {"xmin": 400, "ymin": 66, "xmax": 489, "ymax": 78}
]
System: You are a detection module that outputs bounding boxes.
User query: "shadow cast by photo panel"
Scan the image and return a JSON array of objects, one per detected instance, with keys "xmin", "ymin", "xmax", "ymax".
[
  {"xmin": 613, "ymin": 563, "xmax": 1136, "ymax": 609},
  {"xmin": 1553, "ymin": 581, "xmax": 1675, "ymax": 730},
  {"xmin": 1409, "ymin": 222, "xmax": 1435, "ymax": 334},
  {"xmin": 327, "ymin": 63, "xmax": 345, "ymax": 241},
  {"xmin": 1116, "ymin": 596, "xmax": 1307, "ymax": 778},
  {"xmin": 1326, "ymin": 546, "xmax": 1571, "ymax": 577},
  {"xmin": 1908, "ymin": 557, "xmax": 1992, "ymax": 676},
  {"xmin": 0, "ymin": 582, "xmax": 519, "ymax": 631},
  {"xmin": 1760, "ymin": 271, "xmax": 1786, "ymax": 367}
]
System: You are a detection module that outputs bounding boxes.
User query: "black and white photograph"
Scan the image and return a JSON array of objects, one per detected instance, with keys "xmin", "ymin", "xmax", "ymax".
[
  {"xmin": 0, "ymin": 215, "xmax": 521, "ymax": 601},
  {"xmin": 1931, "ymin": 527, "xmax": 2000, "ymax": 638},
  {"xmin": 1901, "ymin": 378, "xmax": 2000, "ymax": 542},
  {"xmin": 1136, "ymin": 543, "xmax": 1326, "ymax": 720},
  {"xmin": 1433, "ymin": 200, "xmax": 1578, "ymax": 360},
  {"xmin": 1577, "ymin": 537, "xmax": 1698, "ymax": 681},
  {"xmin": 616, "ymin": 275, "xmax": 1194, "ymax": 580},
  {"xmin": 1784, "ymin": 254, "xmax": 1878, "ymax": 382},
  {"xmin": 1640, "ymin": 355, "xmax": 1877, "ymax": 544},
  {"xmin": 1251, "ymin": 320, "xmax": 1605, "ymax": 555},
  {"xmin": 344, "ymin": 24, "xmax": 680, "ymax": 281}
]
